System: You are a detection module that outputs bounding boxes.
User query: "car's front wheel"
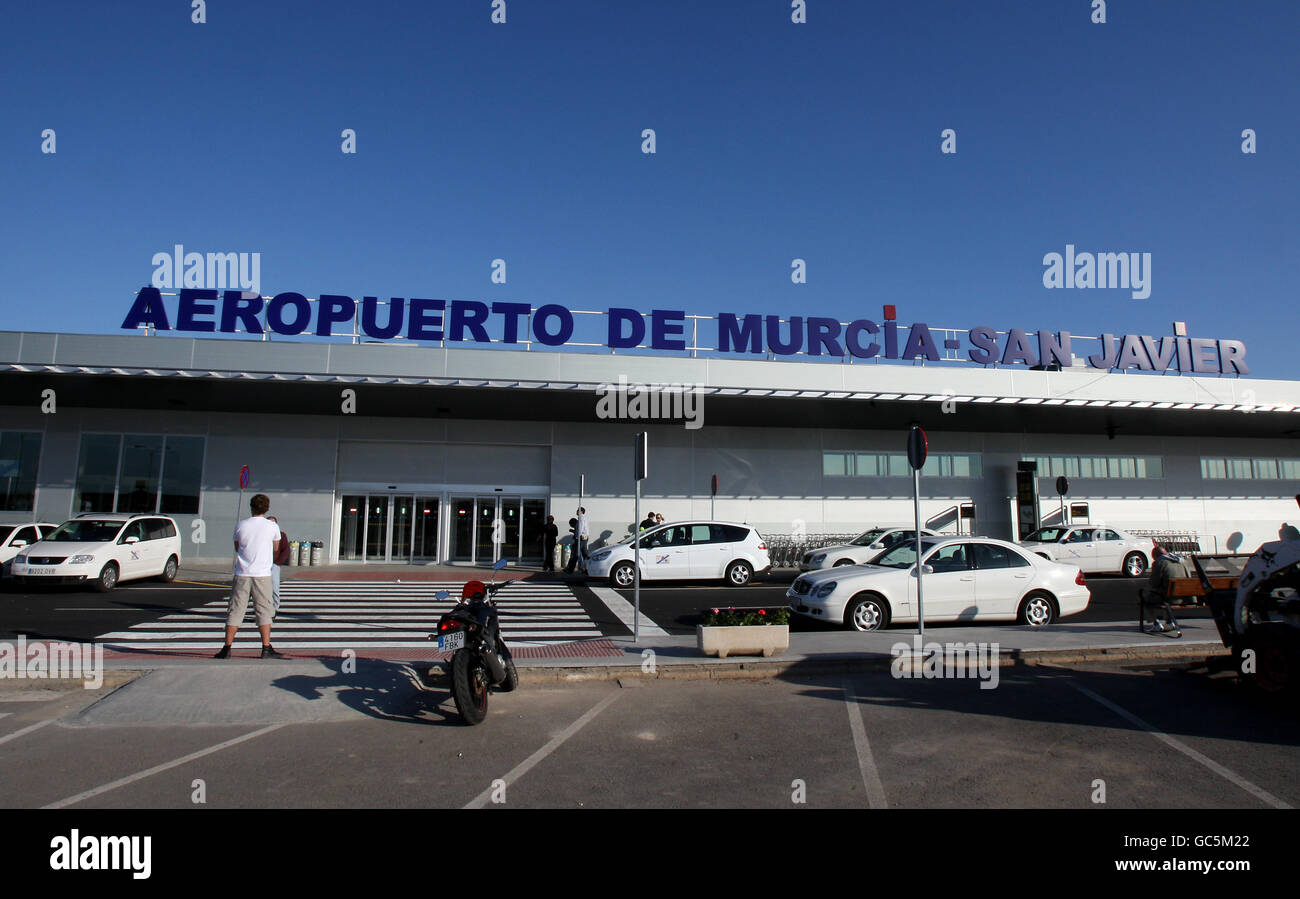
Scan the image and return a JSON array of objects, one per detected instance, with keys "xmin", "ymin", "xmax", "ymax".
[
  {"xmin": 725, "ymin": 560, "xmax": 753, "ymax": 587},
  {"xmin": 158, "ymin": 555, "xmax": 179, "ymax": 583},
  {"xmin": 844, "ymin": 593, "xmax": 890, "ymax": 631},
  {"xmin": 1017, "ymin": 591, "xmax": 1056, "ymax": 627},
  {"xmin": 610, "ymin": 561, "xmax": 636, "ymax": 588},
  {"xmin": 93, "ymin": 561, "xmax": 119, "ymax": 593}
]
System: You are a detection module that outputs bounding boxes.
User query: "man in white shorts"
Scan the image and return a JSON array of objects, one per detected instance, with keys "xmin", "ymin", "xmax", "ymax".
[{"xmin": 215, "ymin": 493, "xmax": 286, "ymax": 659}]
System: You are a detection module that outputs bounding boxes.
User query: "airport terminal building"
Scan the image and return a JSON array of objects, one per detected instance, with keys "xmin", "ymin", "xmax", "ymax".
[{"xmin": 1, "ymin": 296, "xmax": 1298, "ymax": 566}]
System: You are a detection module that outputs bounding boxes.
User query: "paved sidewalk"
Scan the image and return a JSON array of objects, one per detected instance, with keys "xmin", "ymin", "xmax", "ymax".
[{"xmin": 161, "ymin": 563, "xmax": 1229, "ymax": 680}]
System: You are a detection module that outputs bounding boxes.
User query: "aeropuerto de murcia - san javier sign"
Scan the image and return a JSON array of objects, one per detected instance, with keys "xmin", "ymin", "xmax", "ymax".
[{"xmin": 120, "ymin": 287, "xmax": 1250, "ymax": 375}]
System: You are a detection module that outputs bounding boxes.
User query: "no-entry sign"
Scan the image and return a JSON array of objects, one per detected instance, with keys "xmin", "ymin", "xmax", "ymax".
[{"xmin": 239, "ymin": 466, "xmax": 250, "ymax": 489}]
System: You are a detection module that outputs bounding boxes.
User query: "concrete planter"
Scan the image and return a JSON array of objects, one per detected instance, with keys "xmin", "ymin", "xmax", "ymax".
[{"xmin": 697, "ymin": 624, "xmax": 790, "ymax": 659}]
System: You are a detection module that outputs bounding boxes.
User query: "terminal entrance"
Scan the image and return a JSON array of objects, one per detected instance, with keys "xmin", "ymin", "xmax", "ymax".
[
  {"xmin": 448, "ymin": 495, "xmax": 546, "ymax": 565},
  {"xmin": 337, "ymin": 489, "xmax": 546, "ymax": 565}
]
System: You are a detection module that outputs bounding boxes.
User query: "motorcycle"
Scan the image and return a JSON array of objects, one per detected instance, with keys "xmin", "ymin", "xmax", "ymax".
[{"xmin": 430, "ymin": 558, "xmax": 519, "ymax": 724}]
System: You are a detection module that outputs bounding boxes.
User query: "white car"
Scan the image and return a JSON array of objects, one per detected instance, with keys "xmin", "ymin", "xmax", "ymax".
[
  {"xmin": 10, "ymin": 514, "xmax": 184, "ymax": 592},
  {"xmin": 0, "ymin": 522, "xmax": 60, "ymax": 577},
  {"xmin": 587, "ymin": 521, "xmax": 771, "ymax": 587},
  {"xmin": 787, "ymin": 535, "xmax": 1090, "ymax": 631},
  {"xmin": 799, "ymin": 527, "xmax": 940, "ymax": 571},
  {"xmin": 1019, "ymin": 526, "xmax": 1154, "ymax": 577}
]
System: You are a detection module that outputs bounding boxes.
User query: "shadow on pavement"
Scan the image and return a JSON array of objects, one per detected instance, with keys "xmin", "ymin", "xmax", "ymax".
[
  {"xmin": 774, "ymin": 656, "xmax": 1300, "ymax": 751},
  {"xmin": 271, "ymin": 657, "xmax": 463, "ymax": 727}
]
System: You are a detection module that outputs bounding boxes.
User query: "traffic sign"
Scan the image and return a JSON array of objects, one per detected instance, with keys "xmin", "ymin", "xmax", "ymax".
[
  {"xmin": 907, "ymin": 426, "xmax": 928, "ymax": 470},
  {"xmin": 1056, "ymin": 476, "xmax": 1069, "ymax": 496},
  {"xmin": 239, "ymin": 465, "xmax": 250, "ymax": 489},
  {"xmin": 711, "ymin": 474, "xmax": 718, "ymax": 496}
]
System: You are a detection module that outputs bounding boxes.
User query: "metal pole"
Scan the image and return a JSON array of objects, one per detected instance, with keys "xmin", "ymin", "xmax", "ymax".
[
  {"xmin": 633, "ymin": 479, "xmax": 641, "ymax": 643},
  {"xmin": 914, "ymin": 469, "xmax": 924, "ymax": 640}
]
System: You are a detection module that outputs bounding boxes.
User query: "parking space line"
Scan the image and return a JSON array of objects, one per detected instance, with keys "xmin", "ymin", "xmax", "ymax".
[
  {"xmin": 842, "ymin": 678, "xmax": 888, "ymax": 809},
  {"xmin": 1067, "ymin": 681, "xmax": 1292, "ymax": 809},
  {"xmin": 42, "ymin": 724, "xmax": 285, "ymax": 809},
  {"xmin": 589, "ymin": 586, "xmax": 668, "ymax": 637},
  {"xmin": 463, "ymin": 690, "xmax": 621, "ymax": 809},
  {"xmin": 0, "ymin": 718, "xmax": 54, "ymax": 746}
]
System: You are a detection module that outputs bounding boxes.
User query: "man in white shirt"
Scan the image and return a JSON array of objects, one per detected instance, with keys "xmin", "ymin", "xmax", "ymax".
[{"xmin": 215, "ymin": 493, "xmax": 285, "ymax": 659}]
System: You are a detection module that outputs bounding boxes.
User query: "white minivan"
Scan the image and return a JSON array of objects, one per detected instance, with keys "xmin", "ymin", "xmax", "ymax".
[
  {"xmin": 11, "ymin": 514, "xmax": 183, "ymax": 592},
  {"xmin": 586, "ymin": 521, "xmax": 771, "ymax": 587}
]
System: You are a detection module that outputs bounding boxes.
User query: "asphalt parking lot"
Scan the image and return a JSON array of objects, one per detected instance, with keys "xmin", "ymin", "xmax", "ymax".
[{"xmin": 1, "ymin": 654, "xmax": 1294, "ymax": 810}]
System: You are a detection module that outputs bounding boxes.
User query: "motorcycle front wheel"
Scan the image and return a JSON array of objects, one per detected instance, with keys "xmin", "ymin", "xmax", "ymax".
[{"xmin": 451, "ymin": 649, "xmax": 490, "ymax": 725}]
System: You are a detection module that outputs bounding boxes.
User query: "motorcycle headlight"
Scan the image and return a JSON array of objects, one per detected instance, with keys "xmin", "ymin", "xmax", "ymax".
[
  {"xmin": 814, "ymin": 582, "xmax": 837, "ymax": 599},
  {"xmin": 812, "ymin": 553, "xmax": 826, "ymax": 564},
  {"xmin": 69, "ymin": 555, "xmax": 96, "ymax": 564}
]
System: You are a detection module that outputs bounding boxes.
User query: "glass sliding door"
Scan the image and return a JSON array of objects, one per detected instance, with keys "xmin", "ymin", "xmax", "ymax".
[
  {"xmin": 339, "ymin": 495, "xmax": 365, "ymax": 561},
  {"xmin": 365, "ymin": 494, "xmax": 390, "ymax": 561},
  {"xmin": 521, "ymin": 499, "xmax": 545, "ymax": 563},
  {"xmin": 450, "ymin": 497, "xmax": 475, "ymax": 562},
  {"xmin": 413, "ymin": 496, "xmax": 439, "ymax": 562}
]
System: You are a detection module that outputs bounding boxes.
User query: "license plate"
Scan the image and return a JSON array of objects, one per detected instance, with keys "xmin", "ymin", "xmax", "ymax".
[
  {"xmin": 439, "ymin": 631, "xmax": 465, "ymax": 652},
  {"xmin": 26, "ymin": 568, "xmax": 55, "ymax": 575}
]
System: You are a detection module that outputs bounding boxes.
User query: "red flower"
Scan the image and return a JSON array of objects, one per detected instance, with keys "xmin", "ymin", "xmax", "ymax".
[
  {"xmin": 710, "ymin": 608, "xmax": 719, "ymax": 615},
  {"xmin": 758, "ymin": 609, "xmax": 766, "ymax": 615}
]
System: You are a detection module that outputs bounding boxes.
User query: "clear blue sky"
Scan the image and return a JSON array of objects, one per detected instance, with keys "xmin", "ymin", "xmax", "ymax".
[{"xmin": 2, "ymin": 0, "xmax": 1296, "ymax": 376}]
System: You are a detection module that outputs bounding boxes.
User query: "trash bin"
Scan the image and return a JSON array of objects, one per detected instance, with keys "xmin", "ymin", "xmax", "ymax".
[
  {"xmin": 553, "ymin": 544, "xmax": 563, "ymax": 571},
  {"xmin": 561, "ymin": 544, "xmax": 571, "ymax": 569},
  {"xmin": 287, "ymin": 541, "xmax": 299, "ymax": 566},
  {"xmin": 310, "ymin": 541, "xmax": 323, "ymax": 566},
  {"xmin": 299, "ymin": 541, "xmax": 312, "ymax": 567}
]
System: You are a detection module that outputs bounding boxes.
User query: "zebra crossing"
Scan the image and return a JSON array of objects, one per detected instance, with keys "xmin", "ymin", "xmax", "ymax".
[{"xmin": 96, "ymin": 579, "xmax": 603, "ymax": 651}]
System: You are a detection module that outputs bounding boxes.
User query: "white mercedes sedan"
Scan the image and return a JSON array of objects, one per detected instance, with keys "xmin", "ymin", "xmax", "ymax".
[
  {"xmin": 1019, "ymin": 526, "xmax": 1155, "ymax": 577},
  {"xmin": 786, "ymin": 536, "xmax": 1090, "ymax": 631},
  {"xmin": 797, "ymin": 526, "xmax": 939, "ymax": 571}
]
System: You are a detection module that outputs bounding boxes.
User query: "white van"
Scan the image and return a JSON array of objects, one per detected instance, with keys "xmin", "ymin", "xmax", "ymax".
[{"xmin": 11, "ymin": 514, "xmax": 183, "ymax": 591}]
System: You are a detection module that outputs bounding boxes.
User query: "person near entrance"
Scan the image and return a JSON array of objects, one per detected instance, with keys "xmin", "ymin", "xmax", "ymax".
[
  {"xmin": 565, "ymin": 507, "xmax": 589, "ymax": 574},
  {"xmin": 216, "ymin": 493, "xmax": 286, "ymax": 659},
  {"xmin": 267, "ymin": 515, "xmax": 292, "ymax": 618},
  {"xmin": 539, "ymin": 514, "xmax": 559, "ymax": 571},
  {"xmin": 640, "ymin": 512, "xmax": 657, "ymax": 531}
]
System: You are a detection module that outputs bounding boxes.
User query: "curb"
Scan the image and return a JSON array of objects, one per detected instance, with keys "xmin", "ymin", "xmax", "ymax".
[{"xmin": 517, "ymin": 641, "xmax": 1230, "ymax": 683}]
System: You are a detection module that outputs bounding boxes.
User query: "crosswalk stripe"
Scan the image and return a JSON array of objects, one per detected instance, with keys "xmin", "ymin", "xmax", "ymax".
[{"xmin": 96, "ymin": 580, "xmax": 605, "ymax": 648}]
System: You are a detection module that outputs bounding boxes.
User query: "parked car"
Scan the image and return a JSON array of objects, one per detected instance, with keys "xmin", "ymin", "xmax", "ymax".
[
  {"xmin": 9, "ymin": 514, "xmax": 183, "ymax": 591},
  {"xmin": 798, "ymin": 526, "xmax": 940, "ymax": 571},
  {"xmin": 1019, "ymin": 526, "xmax": 1154, "ymax": 577},
  {"xmin": 0, "ymin": 522, "xmax": 61, "ymax": 577},
  {"xmin": 787, "ymin": 535, "xmax": 1090, "ymax": 631},
  {"xmin": 587, "ymin": 521, "xmax": 771, "ymax": 587}
]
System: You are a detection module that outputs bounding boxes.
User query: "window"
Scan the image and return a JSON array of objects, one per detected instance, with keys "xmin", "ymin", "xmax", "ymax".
[
  {"xmin": 690, "ymin": 524, "xmax": 712, "ymax": 544},
  {"xmin": 74, "ymin": 434, "xmax": 205, "ymax": 515},
  {"xmin": 972, "ymin": 543, "xmax": 1013, "ymax": 569},
  {"xmin": 161, "ymin": 436, "xmax": 204, "ymax": 513},
  {"xmin": 1033, "ymin": 454, "xmax": 1162, "ymax": 480},
  {"xmin": 0, "ymin": 432, "xmax": 42, "ymax": 512},
  {"xmin": 75, "ymin": 435, "xmax": 122, "ymax": 513},
  {"xmin": 12, "ymin": 525, "xmax": 39, "ymax": 546},
  {"xmin": 1253, "ymin": 459, "xmax": 1279, "ymax": 479},
  {"xmin": 928, "ymin": 543, "xmax": 970, "ymax": 573},
  {"xmin": 823, "ymin": 453, "xmax": 851, "ymax": 477},
  {"xmin": 828, "ymin": 451, "xmax": 980, "ymax": 477},
  {"xmin": 118, "ymin": 436, "xmax": 164, "ymax": 514},
  {"xmin": 712, "ymin": 524, "xmax": 749, "ymax": 543}
]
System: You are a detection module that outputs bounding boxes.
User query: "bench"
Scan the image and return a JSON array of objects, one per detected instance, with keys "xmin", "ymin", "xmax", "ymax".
[{"xmin": 1139, "ymin": 555, "xmax": 1249, "ymax": 638}]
